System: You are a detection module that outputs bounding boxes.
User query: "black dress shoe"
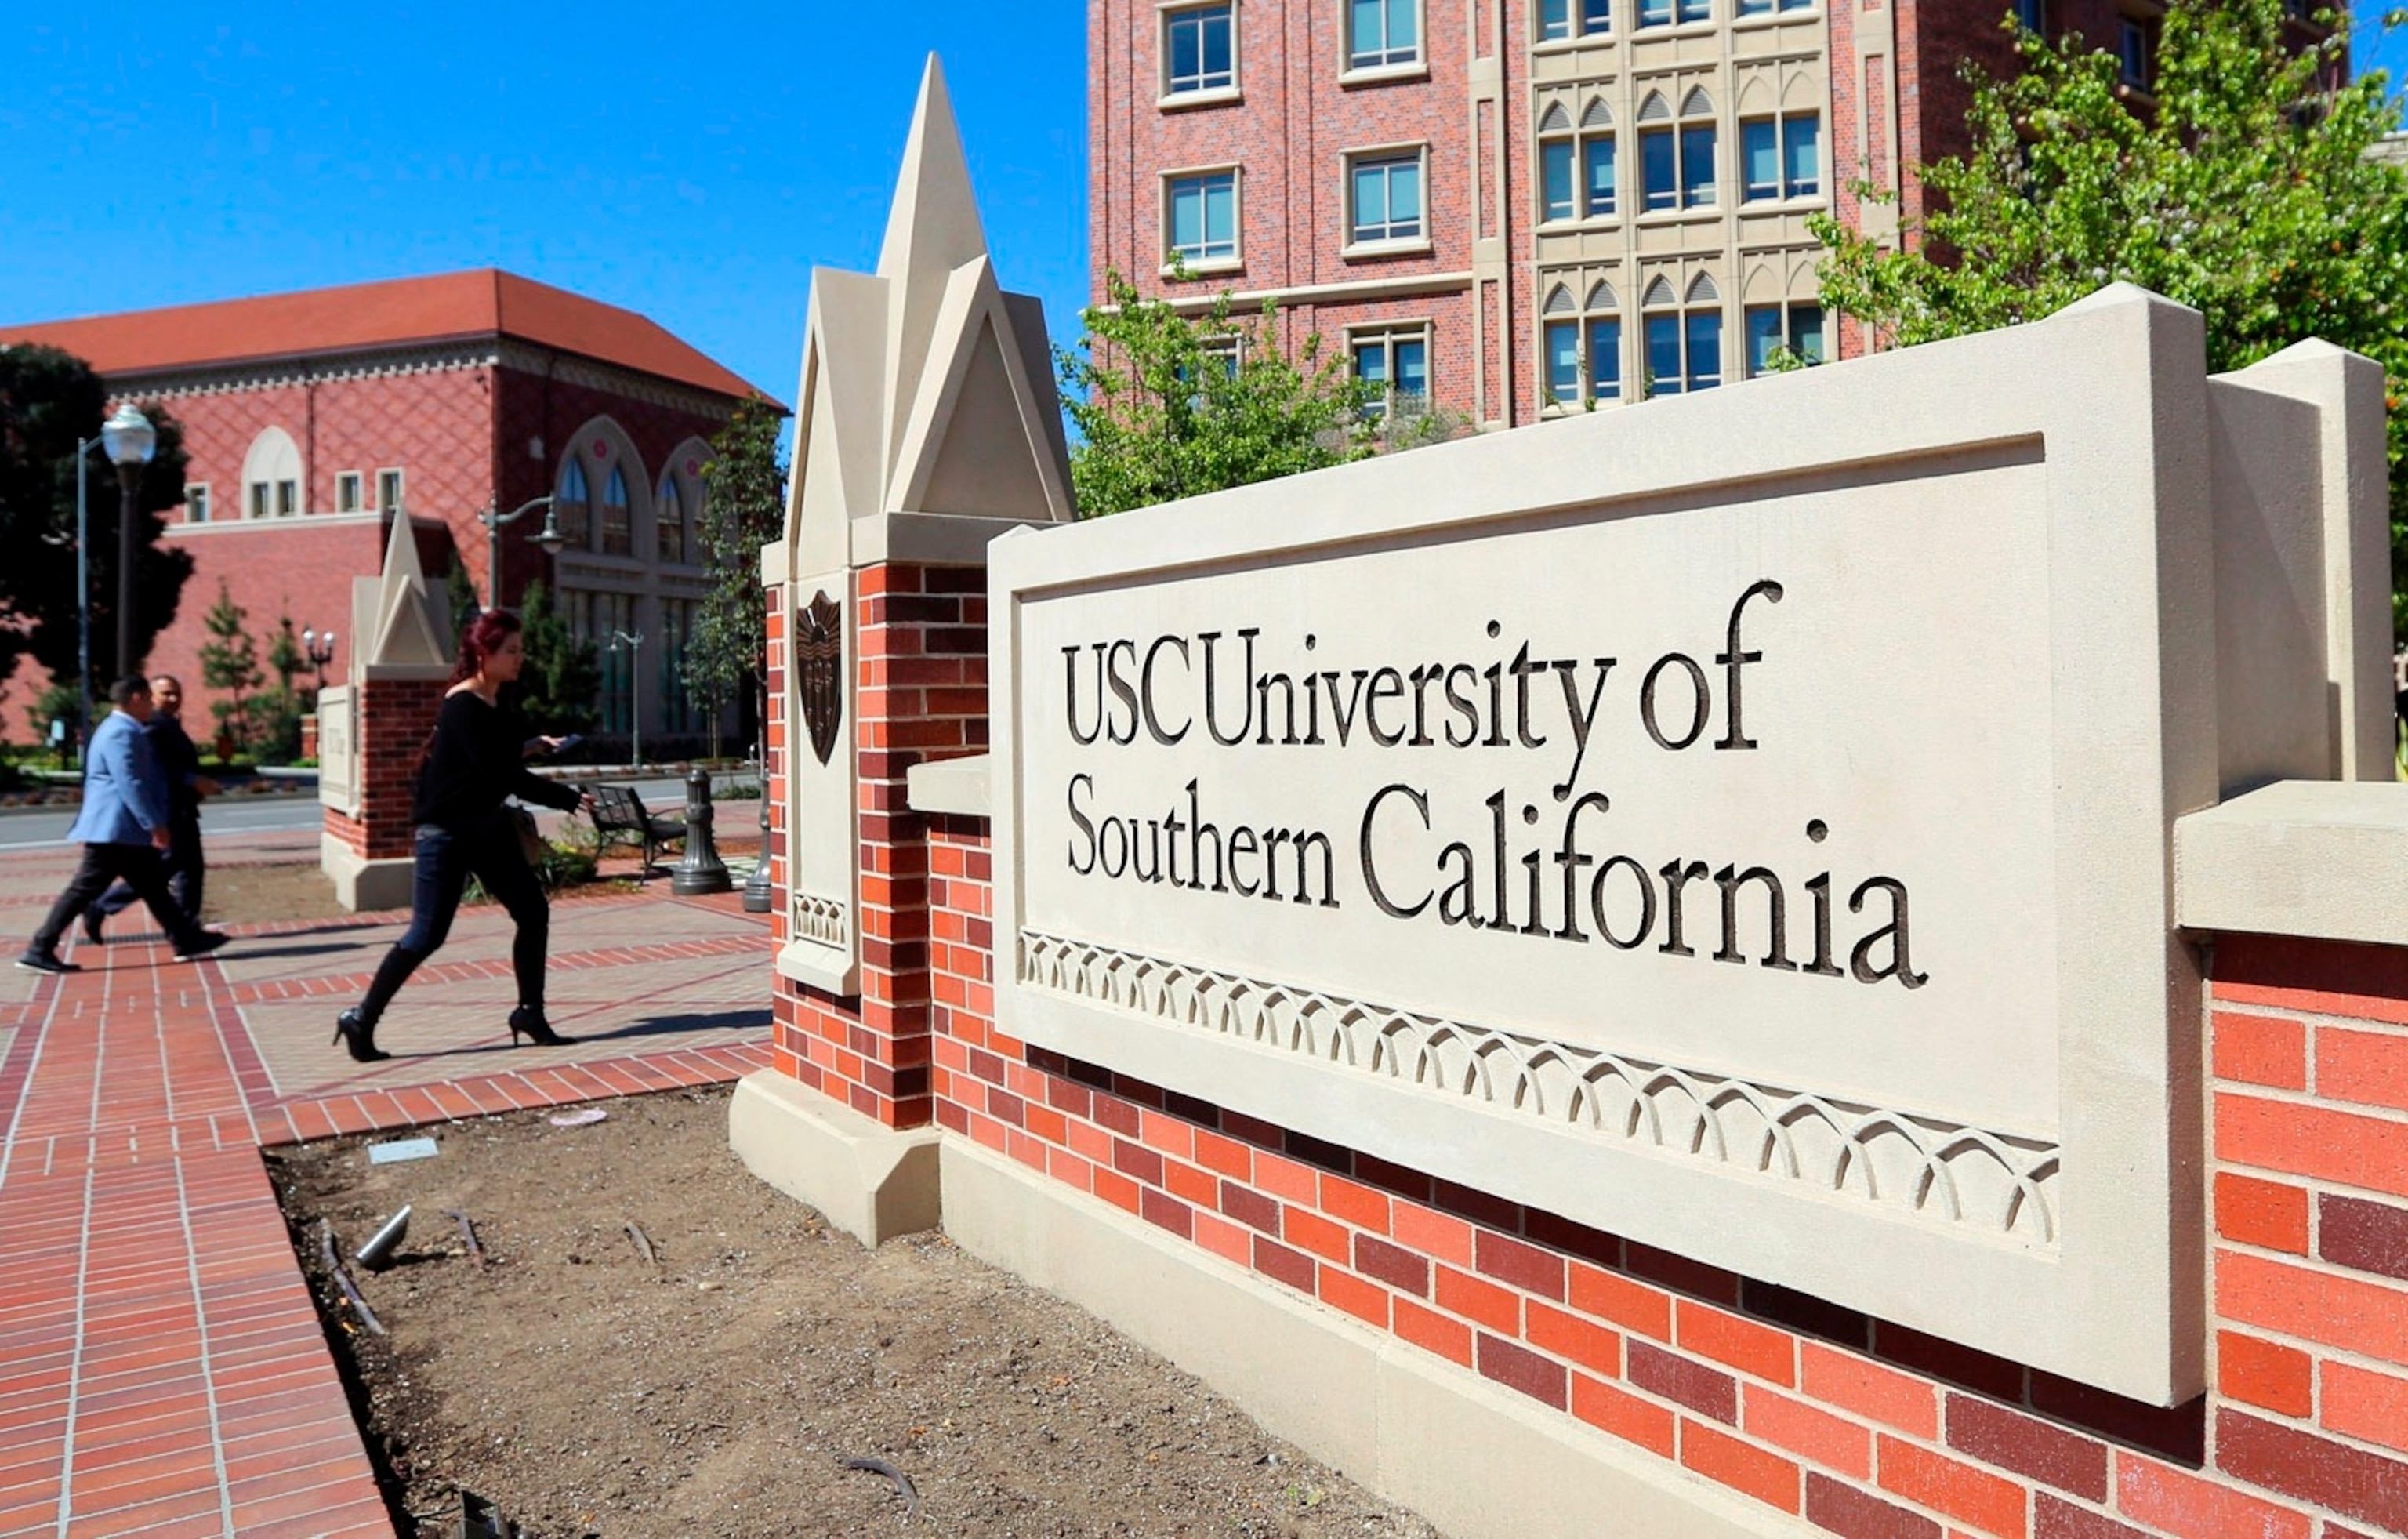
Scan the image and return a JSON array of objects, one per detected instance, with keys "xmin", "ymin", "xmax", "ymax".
[
  {"xmin": 507, "ymin": 1006, "xmax": 575, "ymax": 1047},
  {"xmin": 332, "ymin": 1007, "xmax": 390, "ymax": 1063},
  {"xmin": 80, "ymin": 909, "xmax": 104, "ymax": 946},
  {"xmin": 173, "ymin": 931, "xmax": 230, "ymax": 962},
  {"xmin": 15, "ymin": 953, "xmax": 80, "ymax": 975}
]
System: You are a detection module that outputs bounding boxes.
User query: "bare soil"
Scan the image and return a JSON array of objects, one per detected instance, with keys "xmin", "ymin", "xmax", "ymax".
[
  {"xmin": 267, "ymin": 1085, "xmax": 1448, "ymax": 1539},
  {"xmin": 204, "ymin": 859, "xmax": 358, "ymax": 926}
]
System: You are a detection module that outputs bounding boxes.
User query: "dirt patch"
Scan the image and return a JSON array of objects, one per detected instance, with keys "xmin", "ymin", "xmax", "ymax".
[
  {"xmin": 268, "ymin": 1086, "xmax": 1448, "ymax": 1539},
  {"xmin": 205, "ymin": 859, "xmax": 357, "ymax": 927}
]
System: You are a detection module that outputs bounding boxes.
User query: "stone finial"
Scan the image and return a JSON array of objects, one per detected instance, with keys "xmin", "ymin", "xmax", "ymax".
[
  {"xmin": 779, "ymin": 53, "xmax": 1074, "ymax": 576},
  {"xmin": 350, "ymin": 510, "xmax": 454, "ymax": 679}
]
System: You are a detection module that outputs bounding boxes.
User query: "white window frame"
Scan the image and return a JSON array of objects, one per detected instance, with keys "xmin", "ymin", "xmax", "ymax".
[
  {"xmin": 1539, "ymin": 297, "xmax": 1623, "ymax": 412},
  {"xmin": 1737, "ymin": 111, "xmax": 1822, "ymax": 203},
  {"xmin": 274, "ymin": 479, "xmax": 299, "ymax": 517},
  {"xmin": 248, "ymin": 482, "xmax": 270, "ymax": 521},
  {"xmin": 1734, "ymin": 0, "xmax": 1816, "ymax": 18},
  {"xmin": 1162, "ymin": 165, "xmax": 1243, "ymax": 274},
  {"xmin": 183, "ymin": 483, "xmax": 210, "ymax": 524},
  {"xmin": 335, "ymin": 470, "xmax": 364, "ymax": 513},
  {"xmin": 1536, "ymin": 0, "xmax": 1615, "ymax": 42},
  {"xmin": 1342, "ymin": 143, "xmax": 1432, "ymax": 257},
  {"xmin": 1537, "ymin": 108, "xmax": 1618, "ymax": 225},
  {"xmin": 376, "ymin": 467, "xmax": 404, "ymax": 514},
  {"xmin": 1346, "ymin": 321, "xmax": 1433, "ymax": 419},
  {"xmin": 1159, "ymin": 1, "xmax": 1240, "ymax": 107},
  {"xmin": 1343, "ymin": 0, "xmax": 1429, "ymax": 81},
  {"xmin": 1637, "ymin": 98, "xmax": 1718, "ymax": 215}
]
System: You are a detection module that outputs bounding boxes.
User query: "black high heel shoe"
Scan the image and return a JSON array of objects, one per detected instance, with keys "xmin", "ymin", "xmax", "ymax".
[
  {"xmin": 333, "ymin": 1007, "xmax": 390, "ymax": 1063},
  {"xmin": 508, "ymin": 1006, "xmax": 575, "ymax": 1047}
]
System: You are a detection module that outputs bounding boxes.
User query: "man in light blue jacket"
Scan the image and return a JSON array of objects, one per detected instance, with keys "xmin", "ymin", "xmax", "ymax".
[{"xmin": 18, "ymin": 677, "xmax": 228, "ymax": 974}]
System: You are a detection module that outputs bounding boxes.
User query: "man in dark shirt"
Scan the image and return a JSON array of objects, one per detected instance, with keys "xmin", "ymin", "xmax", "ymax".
[{"xmin": 85, "ymin": 674, "xmax": 218, "ymax": 941}]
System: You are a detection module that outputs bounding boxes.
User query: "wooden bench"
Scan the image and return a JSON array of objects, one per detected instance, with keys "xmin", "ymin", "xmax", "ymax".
[{"xmin": 581, "ymin": 782, "xmax": 685, "ymax": 874}]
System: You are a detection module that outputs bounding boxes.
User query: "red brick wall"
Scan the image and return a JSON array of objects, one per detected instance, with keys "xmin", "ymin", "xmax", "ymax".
[
  {"xmin": 764, "ymin": 562, "xmax": 988, "ymax": 1130},
  {"xmin": 1090, "ymin": 0, "xmax": 1487, "ymax": 423},
  {"xmin": 763, "ymin": 572, "xmax": 2408, "ymax": 1536},
  {"xmin": 324, "ymin": 677, "xmax": 445, "ymax": 862}
]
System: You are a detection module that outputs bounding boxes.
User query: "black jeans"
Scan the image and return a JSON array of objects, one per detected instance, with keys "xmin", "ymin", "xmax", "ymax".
[
  {"xmin": 356, "ymin": 813, "xmax": 549, "ymax": 1027},
  {"xmin": 30, "ymin": 843, "xmax": 212, "ymax": 957},
  {"xmin": 94, "ymin": 816, "xmax": 203, "ymax": 927}
]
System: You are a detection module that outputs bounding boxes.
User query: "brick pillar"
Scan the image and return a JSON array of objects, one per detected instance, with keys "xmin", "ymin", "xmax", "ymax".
[
  {"xmin": 767, "ymin": 561, "xmax": 988, "ymax": 1131},
  {"xmin": 321, "ymin": 674, "xmax": 444, "ymax": 908}
]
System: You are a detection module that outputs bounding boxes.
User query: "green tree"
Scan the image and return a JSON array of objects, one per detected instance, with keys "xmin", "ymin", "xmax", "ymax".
[
  {"xmin": 1058, "ymin": 269, "xmax": 1377, "ymax": 518},
  {"xmin": 444, "ymin": 558, "xmax": 482, "ymax": 641},
  {"xmin": 686, "ymin": 395, "xmax": 788, "ymax": 756},
  {"xmin": 0, "ymin": 343, "xmax": 195, "ymax": 685},
  {"xmin": 1809, "ymin": 0, "xmax": 2408, "ymax": 624},
  {"xmin": 245, "ymin": 614, "xmax": 310, "ymax": 763},
  {"xmin": 196, "ymin": 582, "xmax": 263, "ymax": 757},
  {"xmin": 514, "ymin": 580, "xmax": 599, "ymax": 737}
]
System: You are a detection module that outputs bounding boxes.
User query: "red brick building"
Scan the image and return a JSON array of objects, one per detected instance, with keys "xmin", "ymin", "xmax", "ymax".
[
  {"xmin": 0, "ymin": 270, "xmax": 774, "ymax": 749},
  {"xmin": 1089, "ymin": 0, "xmax": 2210, "ymax": 429}
]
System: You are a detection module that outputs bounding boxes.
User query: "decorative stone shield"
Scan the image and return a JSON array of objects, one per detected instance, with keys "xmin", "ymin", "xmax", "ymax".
[{"xmin": 796, "ymin": 590, "xmax": 843, "ymax": 767}]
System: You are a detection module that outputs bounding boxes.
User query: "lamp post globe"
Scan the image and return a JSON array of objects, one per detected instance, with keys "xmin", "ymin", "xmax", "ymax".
[{"xmin": 100, "ymin": 405, "xmax": 155, "ymax": 679}]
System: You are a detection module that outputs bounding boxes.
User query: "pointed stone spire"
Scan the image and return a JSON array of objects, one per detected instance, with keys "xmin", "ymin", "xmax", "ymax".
[
  {"xmin": 876, "ymin": 55, "xmax": 990, "ymax": 477},
  {"xmin": 357, "ymin": 512, "xmax": 452, "ymax": 673}
]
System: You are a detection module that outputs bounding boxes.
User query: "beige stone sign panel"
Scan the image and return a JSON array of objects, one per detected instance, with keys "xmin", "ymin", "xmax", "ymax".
[{"xmin": 990, "ymin": 287, "xmax": 2389, "ymax": 1405}]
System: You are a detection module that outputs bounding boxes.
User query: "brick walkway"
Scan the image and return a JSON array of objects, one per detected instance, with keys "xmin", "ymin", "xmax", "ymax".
[{"xmin": 0, "ymin": 831, "xmax": 773, "ymax": 1537}]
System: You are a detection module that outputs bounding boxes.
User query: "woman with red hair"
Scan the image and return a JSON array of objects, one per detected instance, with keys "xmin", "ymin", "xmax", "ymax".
[{"xmin": 335, "ymin": 610, "xmax": 591, "ymax": 1062}]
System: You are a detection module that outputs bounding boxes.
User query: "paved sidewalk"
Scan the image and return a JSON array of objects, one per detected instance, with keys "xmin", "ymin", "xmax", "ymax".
[{"xmin": 0, "ymin": 832, "xmax": 773, "ymax": 1537}]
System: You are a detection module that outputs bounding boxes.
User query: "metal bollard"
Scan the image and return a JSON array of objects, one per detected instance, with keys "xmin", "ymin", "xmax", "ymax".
[
  {"xmin": 742, "ymin": 740, "xmax": 774, "ymax": 913},
  {"xmin": 671, "ymin": 766, "xmax": 734, "ymax": 895}
]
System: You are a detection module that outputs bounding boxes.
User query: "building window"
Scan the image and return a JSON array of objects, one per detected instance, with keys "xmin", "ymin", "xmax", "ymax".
[
  {"xmin": 1642, "ymin": 274, "xmax": 1723, "ymax": 394},
  {"xmin": 377, "ymin": 468, "xmax": 404, "ymax": 513},
  {"xmin": 248, "ymin": 483, "xmax": 270, "ymax": 520},
  {"xmin": 1350, "ymin": 0, "xmax": 1423, "ymax": 67},
  {"xmin": 335, "ymin": 472, "xmax": 364, "ymax": 513},
  {"xmin": 1639, "ymin": 90, "xmax": 1717, "ymax": 210},
  {"xmin": 600, "ymin": 464, "xmax": 633, "ymax": 556},
  {"xmin": 1740, "ymin": 113, "xmax": 1820, "ymax": 201},
  {"xmin": 1351, "ymin": 325, "xmax": 1429, "ymax": 419},
  {"xmin": 1637, "ymin": 0, "xmax": 1709, "ymax": 26},
  {"xmin": 274, "ymin": 480, "xmax": 296, "ymax": 517},
  {"xmin": 1347, "ymin": 150, "xmax": 1425, "ymax": 246},
  {"xmin": 1163, "ymin": 3, "xmax": 1235, "ymax": 97},
  {"xmin": 656, "ymin": 475, "xmax": 686, "ymax": 564},
  {"xmin": 1539, "ymin": 100, "xmax": 1616, "ymax": 221},
  {"xmin": 557, "ymin": 458, "xmax": 591, "ymax": 547},
  {"xmin": 591, "ymin": 590, "xmax": 636, "ymax": 732},
  {"xmin": 1736, "ymin": 0, "xmax": 1814, "ymax": 15},
  {"xmin": 2118, "ymin": 17, "xmax": 2156, "ymax": 90},
  {"xmin": 183, "ymin": 484, "xmax": 210, "ymax": 524},
  {"xmin": 1540, "ymin": 281, "xmax": 1622, "ymax": 407},
  {"xmin": 1538, "ymin": 0, "xmax": 1613, "ymax": 39},
  {"xmin": 2015, "ymin": 0, "xmax": 2044, "ymax": 29},
  {"xmin": 1744, "ymin": 302, "xmax": 1826, "ymax": 373},
  {"xmin": 1166, "ymin": 170, "xmax": 1239, "ymax": 264}
]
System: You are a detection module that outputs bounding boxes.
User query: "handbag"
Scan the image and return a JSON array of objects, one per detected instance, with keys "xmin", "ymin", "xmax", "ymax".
[{"xmin": 507, "ymin": 804, "xmax": 548, "ymax": 866}]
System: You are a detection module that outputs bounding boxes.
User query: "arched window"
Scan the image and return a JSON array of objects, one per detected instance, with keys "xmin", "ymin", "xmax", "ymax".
[
  {"xmin": 241, "ymin": 426, "xmax": 303, "ymax": 520},
  {"xmin": 1642, "ymin": 273, "xmax": 1723, "ymax": 395},
  {"xmin": 1541, "ymin": 279, "xmax": 1623, "ymax": 408},
  {"xmin": 1639, "ymin": 89, "xmax": 1717, "ymax": 210},
  {"xmin": 600, "ymin": 465, "xmax": 632, "ymax": 556},
  {"xmin": 556, "ymin": 459, "xmax": 591, "ymax": 547},
  {"xmin": 655, "ymin": 476, "xmax": 684, "ymax": 564},
  {"xmin": 1539, "ymin": 99, "xmax": 1616, "ymax": 223}
]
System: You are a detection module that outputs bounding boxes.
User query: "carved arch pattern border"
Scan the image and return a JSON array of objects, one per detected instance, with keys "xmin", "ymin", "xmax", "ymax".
[{"xmin": 1017, "ymin": 930, "xmax": 2059, "ymax": 1247}]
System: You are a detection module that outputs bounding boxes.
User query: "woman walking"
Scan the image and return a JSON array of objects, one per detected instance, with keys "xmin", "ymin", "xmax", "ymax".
[{"xmin": 335, "ymin": 610, "xmax": 590, "ymax": 1062}]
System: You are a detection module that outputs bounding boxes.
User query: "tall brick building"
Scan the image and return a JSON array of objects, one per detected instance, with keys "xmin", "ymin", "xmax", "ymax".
[
  {"xmin": 0, "ymin": 270, "xmax": 774, "ymax": 749},
  {"xmin": 1090, "ymin": 0, "xmax": 2194, "ymax": 427}
]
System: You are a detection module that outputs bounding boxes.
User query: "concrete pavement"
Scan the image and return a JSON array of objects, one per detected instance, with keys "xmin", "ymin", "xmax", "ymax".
[{"xmin": 0, "ymin": 827, "xmax": 773, "ymax": 1536}]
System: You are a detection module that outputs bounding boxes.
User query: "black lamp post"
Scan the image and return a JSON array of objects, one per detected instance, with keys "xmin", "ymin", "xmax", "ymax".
[
  {"xmin": 476, "ymin": 495, "xmax": 565, "ymax": 611},
  {"xmin": 300, "ymin": 627, "xmax": 337, "ymax": 691},
  {"xmin": 100, "ymin": 405, "xmax": 155, "ymax": 677}
]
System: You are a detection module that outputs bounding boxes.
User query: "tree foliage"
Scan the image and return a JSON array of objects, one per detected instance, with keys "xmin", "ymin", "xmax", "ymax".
[
  {"xmin": 513, "ymin": 580, "xmax": 600, "ymax": 738},
  {"xmin": 1810, "ymin": 0, "xmax": 2408, "ymax": 623},
  {"xmin": 1058, "ymin": 270, "xmax": 1378, "ymax": 517},
  {"xmin": 196, "ymin": 582, "xmax": 263, "ymax": 753},
  {"xmin": 0, "ymin": 343, "xmax": 196, "ymax": 690},
  {"xmin": 686, "ymin": 395, "xmax": 787, "ymax": 752}
]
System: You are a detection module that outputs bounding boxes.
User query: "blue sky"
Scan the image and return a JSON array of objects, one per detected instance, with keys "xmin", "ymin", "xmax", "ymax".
[
  {"xmin": 0, "ymin": 5, "xmax": 1091, "ymax": 409},
  {"xmin": 0, "ymin": 4, "xmax": 2399, "ymax": 424}
]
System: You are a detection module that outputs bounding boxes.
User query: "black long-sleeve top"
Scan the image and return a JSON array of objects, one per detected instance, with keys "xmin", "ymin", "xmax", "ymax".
[{"xmin": 412, "ymin": 691, "xmax": 582, "ymax": 831}]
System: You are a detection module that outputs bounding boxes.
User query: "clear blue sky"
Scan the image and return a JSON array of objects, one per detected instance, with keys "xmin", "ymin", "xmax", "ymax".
[
  {"xmin": 0, "ymin": 5, "xmax": 1091, "ymax": 412},
  {"xmin": 0, "ymin": 5, "xmax": 2398, "ymax": 424}
]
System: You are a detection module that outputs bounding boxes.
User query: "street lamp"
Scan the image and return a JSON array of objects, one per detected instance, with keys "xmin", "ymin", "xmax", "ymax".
[
  {"xmin": 64, "ymin": 431, "xmax": 105, "ymax": 757},
  {"xmin": 100, "ymin": 405, "xmax": 156, "ymax": 678},
  {"xmin": 475, "ymin": 495, "xmax": 565, "ymax": 611},
  {"xmin": 609, "ymin": 629, "xmax": 646, "ymax": 768},
  {"xmin": 300, "ymin": 626, "xmax": 337, "ymax": 691}
]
